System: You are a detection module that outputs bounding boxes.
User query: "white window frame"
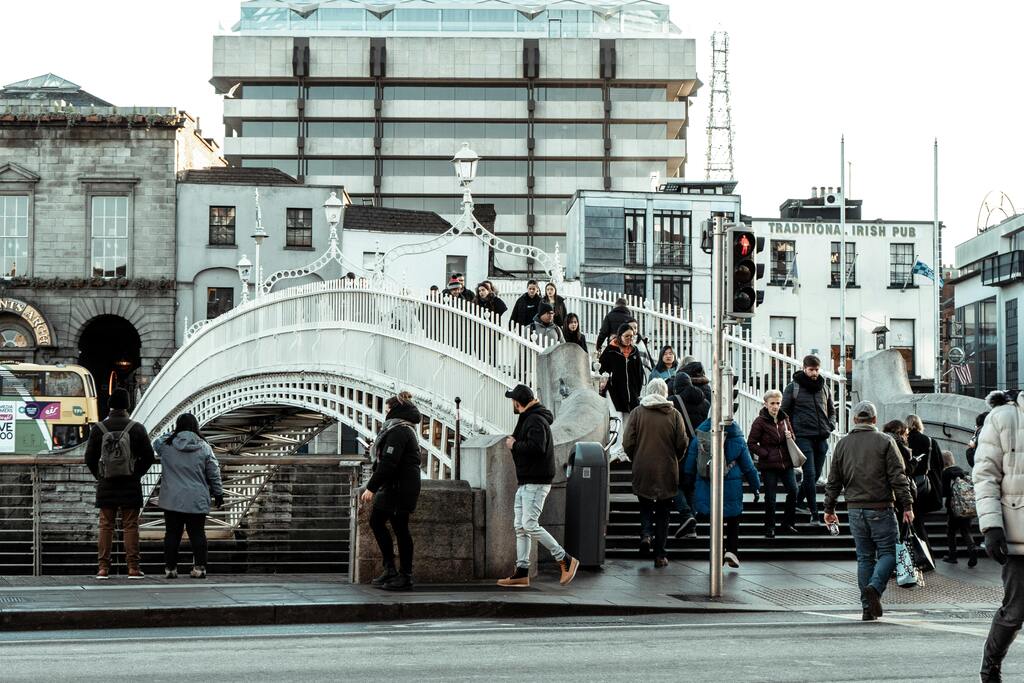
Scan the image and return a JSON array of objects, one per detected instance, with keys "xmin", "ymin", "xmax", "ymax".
[
  {"xmin": 0, "ymin": 195, "xmax": 29, "ymax": 277},
  {"xmin": 90, "ymin": 195, "xmax": 130, "ymax": 279}
]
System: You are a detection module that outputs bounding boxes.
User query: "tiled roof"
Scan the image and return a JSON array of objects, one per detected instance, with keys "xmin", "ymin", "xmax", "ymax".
[
  {"xmin": 178, "ymin": 166, "xmax": 301, "ymax": 186},
  {"xmin": 343, "ymin": 205, "xmax": 452, "ymax": 234}
]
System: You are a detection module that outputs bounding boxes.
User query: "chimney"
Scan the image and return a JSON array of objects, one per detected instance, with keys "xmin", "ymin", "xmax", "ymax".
[
  {"xmin": 827, "ymin": 186, "xmax": 834, "ymax": 196},
  {"xmin": 811, "ymin": 186, "xmax": 818, "ymax": 198}
]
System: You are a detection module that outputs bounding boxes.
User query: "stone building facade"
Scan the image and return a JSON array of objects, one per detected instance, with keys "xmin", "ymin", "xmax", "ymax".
[{"xmin": 0, "ymin": 95, "xmax": 223, "ymax": 412}]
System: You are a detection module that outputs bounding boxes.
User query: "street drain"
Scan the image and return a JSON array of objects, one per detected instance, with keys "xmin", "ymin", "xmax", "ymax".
[{"xmin": 0, "ymin": 596, "xmax": 28, "ymax": 604}]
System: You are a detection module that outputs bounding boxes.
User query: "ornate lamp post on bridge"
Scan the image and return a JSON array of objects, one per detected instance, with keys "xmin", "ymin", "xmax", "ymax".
[
  {"xmin": 251, "ymin": 189, "xmax": 269, "ymax": 300},
  {"xmin": 236, "ymin": 255, "xmax": 252, "ymax": 305}
]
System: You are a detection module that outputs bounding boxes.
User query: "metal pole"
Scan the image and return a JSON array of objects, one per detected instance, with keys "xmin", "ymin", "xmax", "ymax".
[
  {"xmin": 454, "ymin": 396, "xmax": 462, "ymax": 480},
  {"xmin": 839, "ymin": 136, "xmax": 848, "ymax": 435},
  {"xmin": 709, "ymin": 215, "xmax": 726, "ymax": 598},
  {"xmin": 31, "ymin": 465, "xmax": 41, "ymax": 576},
  {"xmin": 934, "ymin": 139, "xmax": 941, "ymax": 394}
]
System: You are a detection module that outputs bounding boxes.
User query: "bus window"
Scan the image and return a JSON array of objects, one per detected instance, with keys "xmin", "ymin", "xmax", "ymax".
[
  {"xmin": 8, "ymin": 370, "xmax": 44, "ymax": 396},
  {"xmin": 46, "ymin": 371, "xmax": 86, "ymax": 398},
  {"xmin": 52, "ymin": 424, "xmax": 89, "ymax": 449}
]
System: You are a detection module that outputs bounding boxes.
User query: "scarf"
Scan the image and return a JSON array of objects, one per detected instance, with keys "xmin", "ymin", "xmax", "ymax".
[{"xmin": 369, "ymin": 418, "xmax": 416, "ymax": 463}]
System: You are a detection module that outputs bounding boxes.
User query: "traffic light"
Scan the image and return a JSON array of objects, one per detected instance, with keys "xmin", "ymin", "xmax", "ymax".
[{"xmin": 727, "ymin": 226, "xmax": 765, "ymax": 319}]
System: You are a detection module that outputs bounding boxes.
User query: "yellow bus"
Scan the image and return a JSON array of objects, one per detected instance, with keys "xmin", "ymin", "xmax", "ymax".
[{"xmin": 0, "ymin": 363, "xmax": 100, "ymax": 451}]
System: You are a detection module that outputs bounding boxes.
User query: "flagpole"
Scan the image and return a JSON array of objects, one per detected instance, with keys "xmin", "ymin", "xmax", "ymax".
[
  {"xmin": 933, "ymin": 139, "xmax": 941, "ymax": 394},
  {"xmin": 839, "ymin": 136, "xmax": 848, "ymax": 434}
]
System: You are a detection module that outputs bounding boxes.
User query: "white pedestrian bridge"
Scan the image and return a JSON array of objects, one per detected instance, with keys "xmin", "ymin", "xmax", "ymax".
[{"xmin": 132, "ymin": 279, "xmax": 846, "ymax": 531}]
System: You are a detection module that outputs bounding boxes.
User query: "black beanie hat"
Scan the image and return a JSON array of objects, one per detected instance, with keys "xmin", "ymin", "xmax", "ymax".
[{"xmin": 109, "ymin": 388, "xmax": 131, "ymax": 411}]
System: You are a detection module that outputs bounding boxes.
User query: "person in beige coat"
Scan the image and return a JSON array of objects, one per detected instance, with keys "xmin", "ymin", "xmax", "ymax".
[
  {"xmin": 974, "ymin": 390, "xmax": 1024, "ymax": 681},
  {"xmin": 623, "ymin": 378, "xmax": 689, "ymax": 568}
]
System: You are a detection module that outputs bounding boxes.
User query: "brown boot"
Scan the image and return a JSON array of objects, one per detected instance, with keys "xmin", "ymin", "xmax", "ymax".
[{"xmin": 497, "ymin": 567, "xmax": 530, "ymax": 587}]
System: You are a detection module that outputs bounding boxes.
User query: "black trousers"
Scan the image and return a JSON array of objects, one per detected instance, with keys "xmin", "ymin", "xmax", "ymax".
[
  {"xmin": 163, "ymin": 510, "xmax": 208, "ymax": 568},
  {"xmin": 370, "ymin": 506, "xmax": 414, "ymax": 574},
  {"xmin": 725, "ymin": 516, "xmax": 741, "ymax": 554},
  {"xmin": 637, "ymin": 497, "xmax": 673, "ymax": 558},
  {"xmin": 946, "ymin": 513, "xmax": 977, "ymax": 556},
  {"xmin": 761, "ymin": 469, "xmax": 798, "ymax": 530}
]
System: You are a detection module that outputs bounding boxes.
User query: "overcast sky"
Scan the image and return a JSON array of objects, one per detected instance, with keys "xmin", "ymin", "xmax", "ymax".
[{"xmin": 1, "ymin": 0, "xmax": 1018, "ymax": 263}]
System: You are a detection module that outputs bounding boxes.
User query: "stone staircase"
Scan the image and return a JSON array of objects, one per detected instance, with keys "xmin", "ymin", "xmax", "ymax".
[{"xmin": 607, "ymin": 462, "xmax": 974, "ymax": 561}]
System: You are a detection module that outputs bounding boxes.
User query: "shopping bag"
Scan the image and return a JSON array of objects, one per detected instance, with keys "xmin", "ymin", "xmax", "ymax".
[
  {"xmin": 907, "ymin": 526, "xmax": 935, "ymax": 572},
  {"xmin": 896, "ymin": 534, "xmax": 918, "ymax": 587}
]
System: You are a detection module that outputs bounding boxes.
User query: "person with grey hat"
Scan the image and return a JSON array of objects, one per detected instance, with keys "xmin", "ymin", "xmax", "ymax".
[
  {"xmin": 84, "ymin": 388, "xmax": 155, "ymax": 579},
  {"xmin": 496, "ymin": 384, "xmax": 579, "ymax": 588},
  {"xmin": 823, "ymin": 400, "xmax": 914, "ymax": 621},
  {"xmin": 529, "ymin": 302, "xmax": 564, "ymax": 346}
]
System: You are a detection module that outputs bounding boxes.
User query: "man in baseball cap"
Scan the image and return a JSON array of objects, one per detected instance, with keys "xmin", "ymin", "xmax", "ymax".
[
  {"xmin": 823, "ymin": 399, "xmax": 913, "ymax": 621},
  {"xmin": 497, "ymin": 384, "xmax": 579, "ymax": 588}
]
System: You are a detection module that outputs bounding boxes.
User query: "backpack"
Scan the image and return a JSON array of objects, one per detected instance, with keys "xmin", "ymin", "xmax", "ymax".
[
  {"xmin": 951, "ymin": 474, "xmax": 977, "ymax": 518},
  {"xmin": 96, "ymin": 421, "xmax": 138, "ymax": 479},
  {"xmin": 695, "ymin": 428, "xmax": 736, "ymax": 479}
]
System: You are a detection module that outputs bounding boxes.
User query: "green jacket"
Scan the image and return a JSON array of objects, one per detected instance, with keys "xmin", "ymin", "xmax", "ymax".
[{"xmin": 824, "ymin": 424, "xmax": 913, "ymax": 514}]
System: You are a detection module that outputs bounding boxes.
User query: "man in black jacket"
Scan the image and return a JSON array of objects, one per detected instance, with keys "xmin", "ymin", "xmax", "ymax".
[
  {"xmin": 596, "ymin": 298, "xmax": 632, "ymax": 352},
  {"xmin": 781, "ymin": 355, "xmax": 836, "ymax": 525},
  {"xmin": 83, "ymin": 388, "xmax": 155, "ymax": 579},
  {"xmin": 497, "ymin": 384, "xmax": 579, "ymax": 588},
  {"xmin": 508, "ymin": 280, "xmax": 542, "ymax": 329}
]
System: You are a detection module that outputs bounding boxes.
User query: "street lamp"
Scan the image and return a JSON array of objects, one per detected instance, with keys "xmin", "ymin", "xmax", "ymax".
[
  {"xmin": 451, "ymin": 142, "xmax": 479, "ymax": 188},
  {"xmin": 237, "ymin": 254, "xmax": 252, "ymax": 305},
  {"xmin": 251, "ymin": 188, "xmax": 269, "ymax": 299},
  {"xmin": 323, "ymin": 190, "xmax": 344, "ymax": 226}
]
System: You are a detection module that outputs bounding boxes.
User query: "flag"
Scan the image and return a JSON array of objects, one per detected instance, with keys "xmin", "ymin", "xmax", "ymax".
[
  {"xmin": 912, "ymin": 259, "xmax": 944, "ymax": 287},
  {"xmin": 953, "ymin": 363, "xmax": 972, "ymax": 386}
]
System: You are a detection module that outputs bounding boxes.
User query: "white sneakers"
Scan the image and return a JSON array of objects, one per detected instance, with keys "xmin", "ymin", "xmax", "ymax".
[{"xmin": 723, "ymin": 551, "xmax": 740, "ymax": 568}]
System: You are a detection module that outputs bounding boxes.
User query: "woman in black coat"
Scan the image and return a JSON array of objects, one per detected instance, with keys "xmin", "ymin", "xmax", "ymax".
[
  {"xmin": 680, "ymin": 361, "xmax": 712, "ymax": 404},
  {"xmin": 905, "ymin": 414, "xmax": 943, "ymax": 550},
  {"xmin": 475, "ymin": 282, "xmax": 508, "ymax": 320},
  {"xmin": 563, "ymin": 312, "xmax": 588, "ymax": 354},
  {"xmin": 361, "ymin": 391, "xmax": 423, "ymax": 591},
  {"xmin": 544, "ymin": 282, "xmax": 568, "ymax": 327},
  {"xmin": 598, "ymin": 323, "xmax": 645, "ymax": 414}
]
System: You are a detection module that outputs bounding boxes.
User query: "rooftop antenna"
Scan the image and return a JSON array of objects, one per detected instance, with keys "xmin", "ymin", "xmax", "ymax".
[{"xmin": 705, "ymin": 30, "xmax": 735, "ymax": 181}]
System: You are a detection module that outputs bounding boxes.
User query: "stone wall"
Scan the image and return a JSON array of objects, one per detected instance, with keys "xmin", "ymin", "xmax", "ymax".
[{"xmin": 353, "ymin": 479, "xmax": 483, "ymax": 583}]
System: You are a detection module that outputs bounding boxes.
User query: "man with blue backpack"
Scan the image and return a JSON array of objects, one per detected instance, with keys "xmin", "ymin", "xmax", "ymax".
[{"xmin": 84, "ymin": 388, "xmax": 155, "ymax": 580}]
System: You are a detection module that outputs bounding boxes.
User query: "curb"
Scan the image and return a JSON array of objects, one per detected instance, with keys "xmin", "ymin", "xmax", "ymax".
[{"xmin": 0, "ymin": 599, "xmax": 779, "ymax": 632}]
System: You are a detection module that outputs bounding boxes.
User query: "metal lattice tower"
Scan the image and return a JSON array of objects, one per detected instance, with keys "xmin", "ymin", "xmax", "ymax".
[{"xmin": 705, "ymin": 31, "xmax": 735, "ymax": 180}]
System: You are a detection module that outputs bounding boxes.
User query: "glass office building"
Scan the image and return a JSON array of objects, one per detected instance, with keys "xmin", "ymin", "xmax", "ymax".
[{"xmin": 213, "ymin": 0, "xmax": 698, "ymax": 273}]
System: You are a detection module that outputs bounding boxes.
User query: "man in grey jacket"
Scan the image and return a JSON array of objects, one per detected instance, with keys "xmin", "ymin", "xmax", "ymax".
[
  {"xmin": 823, "ymin": 400, "xmax": 913, "ymax": 622},
  {"xmin": 975, "ymin": 390, "xmax": 1024, "ymax": 681}
]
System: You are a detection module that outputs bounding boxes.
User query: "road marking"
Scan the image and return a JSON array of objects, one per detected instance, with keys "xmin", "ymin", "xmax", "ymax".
[
  {"xmin": 0, "ymin": 618, "xmax": 869, "ymax": 647},
  {"xmin": 803, "ymin": 611, "xmax": 990, "ymax": 637}
]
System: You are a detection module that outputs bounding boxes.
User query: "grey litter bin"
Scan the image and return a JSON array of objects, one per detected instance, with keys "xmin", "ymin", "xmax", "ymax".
[{"xmin": 564, "ymin": 441, "xmax": 609, "ymax": 569}]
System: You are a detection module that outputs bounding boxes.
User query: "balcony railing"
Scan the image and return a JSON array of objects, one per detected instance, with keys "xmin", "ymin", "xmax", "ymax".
[
  {"xmin": 625, "ymin": 242, "xmax": 645, "ymax": 266},
  {"xmin": 982, "ymin": 251, "xmax": 1024, "ymax": 287},
  {"xmin": 653, "ymin": 241, "xmax": 691, "ymax": 268}
]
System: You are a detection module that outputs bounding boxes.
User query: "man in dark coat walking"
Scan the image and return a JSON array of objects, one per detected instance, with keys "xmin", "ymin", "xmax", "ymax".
[
  {"xmin": 509, "ymin": 281, "xmax": 542, "ymax": 329},
  {"xmin": 596, "ymin": 298, "xmax": 632, "ymax": 352},
  {"xmin": 497, "ymin": 384, "xmax": 579, "ymax": 588},
  {"xmin": 782, "ymin": 355, "xmax": 836, "ymax": 525},
  {"xmin": 84, "ymin": 388, "xmax": 155, "ymax": 579}
]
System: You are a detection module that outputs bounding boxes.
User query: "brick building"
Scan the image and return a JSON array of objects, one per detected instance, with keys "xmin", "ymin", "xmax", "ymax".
[{"xmin": 0, "ymin": 74, "xmax": 223, "ymax": 412}]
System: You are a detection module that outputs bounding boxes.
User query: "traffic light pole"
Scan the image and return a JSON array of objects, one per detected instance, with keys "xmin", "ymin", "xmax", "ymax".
[{"xmin": 709, "ymin": 215, "xmax": 726, "ymax": 598}]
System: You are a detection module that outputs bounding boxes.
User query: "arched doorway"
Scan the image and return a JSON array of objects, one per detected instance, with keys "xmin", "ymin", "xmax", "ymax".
[
  {"xmin": 0, "ymin": 314, "xmax": 35, "ymax": 361},
  {"xmin": 78, "ymin": 315, "xmax": 141, "ymax": 416}
]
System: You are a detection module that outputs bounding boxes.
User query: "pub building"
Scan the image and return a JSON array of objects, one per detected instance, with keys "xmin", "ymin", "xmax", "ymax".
[{"xmin": 750, "ymin": 187, "xmax": 940, "ymax": 390}]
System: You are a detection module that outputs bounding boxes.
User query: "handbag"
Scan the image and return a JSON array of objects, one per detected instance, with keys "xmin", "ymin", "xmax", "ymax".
[
  {"xmin": 907, "ymin": 525, "xmax": 935, "ymax": 571},
  {"xmin": 784, "ymin": 419, "xmax": 807, "ymax": 468},
  {"xmin": 895, "ymin": 527, "xmax": 919, "ymax": 587}
]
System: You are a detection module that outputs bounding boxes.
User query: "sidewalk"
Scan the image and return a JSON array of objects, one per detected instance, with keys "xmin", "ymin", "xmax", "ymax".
[{"xmin": 0, "ymin": 558, "xmax": 1005, "ymax": 632}]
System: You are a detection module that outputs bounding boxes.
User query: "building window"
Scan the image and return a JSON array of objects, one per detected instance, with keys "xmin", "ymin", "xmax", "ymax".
[
  {"xmin": 653, "ymin": 210, "xmax": 690, "ymax": 267},
  {"xmin": 624, "ymin": 208, "xmax": 645, "ymax": 266},
  {"xmin": 830, "ymin": 242, "xmax": 856, "ymax": 286},
  {"xmin": 90, "ymin": 196, "xmax": 128, "ymax": 278},
  {"xmin": 890, "ymin": 243, "xmax": 915, "ymax": 286},
  {"xmin": 769, "ymin": 316, "xmax": 796, "ymax": 357},
  {"xmin": 1007, "ymin": 299, "xmax": 1019, "ymax": 388},
  {"xmin": 0, "ymin": 195, "xmax": 29, "ymax": 277},
  {"xmin": 445, "ymin": 255, "xmax": 467, "ymax": 284},
  {"xmin": 624, "ymin": 274, "xmax": 645, "ymax": 300},
  {"xmin": 890, "ymin": 318, "xmax": 916, "ymax": 376},
  {"xmin": 653, "ymin": 275, "xmax": 688, "ymax": 309},
  {"xmin": 286, "ymin": 208, "xmax": 313, "ymax": 247},
  {"xmin": 769, "ymin": 240, "xmax": 795, "ymax": 285},
  {"xmin": 830, "ymin": 318, "xmax": 856, "ymax": 375},
  {"xmin": 207, "ymin": 287, "xmax": 234, "ymax": 320},
  {"xmin": 209, "ymin": 206, "xmax": 236, "ymax": 245}
]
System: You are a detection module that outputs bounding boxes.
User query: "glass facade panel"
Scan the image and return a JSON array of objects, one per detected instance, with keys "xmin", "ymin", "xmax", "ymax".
[
  {"xmin": 535, "ymin": 87, "xmax": 603, "ymax": 102},
  {"xmin": 473, "ymin": 9, "xmax": 516, "ymax": 32},
  {"xmin": 242, "ymin": 121, "xmax": 298, "ymax": 137},
  {"xmin": 242, "ymin": 84, "xmax": 298, "ymax": 99},
  {"xmin": 610, "ymin": 123, "xmax": 667, "ymax": 140},
  {"xmin": 384, "ymin": 121, "xmax": 526, "ymax": 138},
  {"xmin": 308, "ymin": 85, "xmax": 374, "ymax": 100},
  {"xmin": 534, "ymin": 123, "xmax": 602, "ymax": 139},
  {"xmin": 610, "ymin": 86, "xmax": 667, "ymax": 102},
  {"xmin": 307, "ymin": 121, "xmax": 373, "ymax": 137},
  {"xmin": 318, "ymin": 8, "xmax": 365, "ymax": 29},
  {"xmin": 478, "ymin": 159, "xmax": 528, "ymax": 176},
  {"xmin": 1008, "ymin": 299, "xmax": 1019, "ymax": 388},
  {"xmin": 393, "ymin": 9, "xmax": 441, "ymax": 31},
  {"xmin": 306, "ymin": 158, "xmax": 374, "ymax": 176},
  {"xmin": 440, "ymin": 9, "xmax": 470, "ymax": 31}
]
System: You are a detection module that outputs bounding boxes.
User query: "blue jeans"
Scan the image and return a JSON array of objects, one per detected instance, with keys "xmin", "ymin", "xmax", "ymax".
[
  {"xmin": 514, "ymin": 484, "xmax": 566, "ymax": 568},
  {"xmin": 847, "ymin": 508, "xmax": 898, "ymax": 607},
  {"xmin": 761, "ymin": 468, "xmax": 798, "ymax": 529},
  {"xmin": 795, "ymin": 436, "xmax": 829, "ymax": 516}
]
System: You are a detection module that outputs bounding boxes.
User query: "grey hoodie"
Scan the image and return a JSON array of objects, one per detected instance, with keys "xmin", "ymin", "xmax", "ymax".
[{"xmin": 154, "ymin": 432, "xmax": 224, "ymax": 514}]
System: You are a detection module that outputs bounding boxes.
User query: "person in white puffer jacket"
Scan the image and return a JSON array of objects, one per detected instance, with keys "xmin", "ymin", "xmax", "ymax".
[{"xmin": 974, "ymin": 390, "xmax": 1024, "ymax": 682}]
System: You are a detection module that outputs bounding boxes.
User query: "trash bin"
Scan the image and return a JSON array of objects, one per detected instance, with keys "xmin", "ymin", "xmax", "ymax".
[{"xmin": 564, "ymin": 442, "xmax": 608, "ymax": 568}]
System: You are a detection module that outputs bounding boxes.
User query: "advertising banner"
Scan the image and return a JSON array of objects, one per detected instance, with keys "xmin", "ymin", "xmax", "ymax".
[{"xmin": 0, "ymin": 401, "xmax": 17, "ymax": 453}]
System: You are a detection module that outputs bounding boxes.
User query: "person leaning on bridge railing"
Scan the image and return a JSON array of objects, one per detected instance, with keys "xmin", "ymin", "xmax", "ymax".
[{"xmin": 83, "ymin": 388, "xmax": 155, "ymax": 580}]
